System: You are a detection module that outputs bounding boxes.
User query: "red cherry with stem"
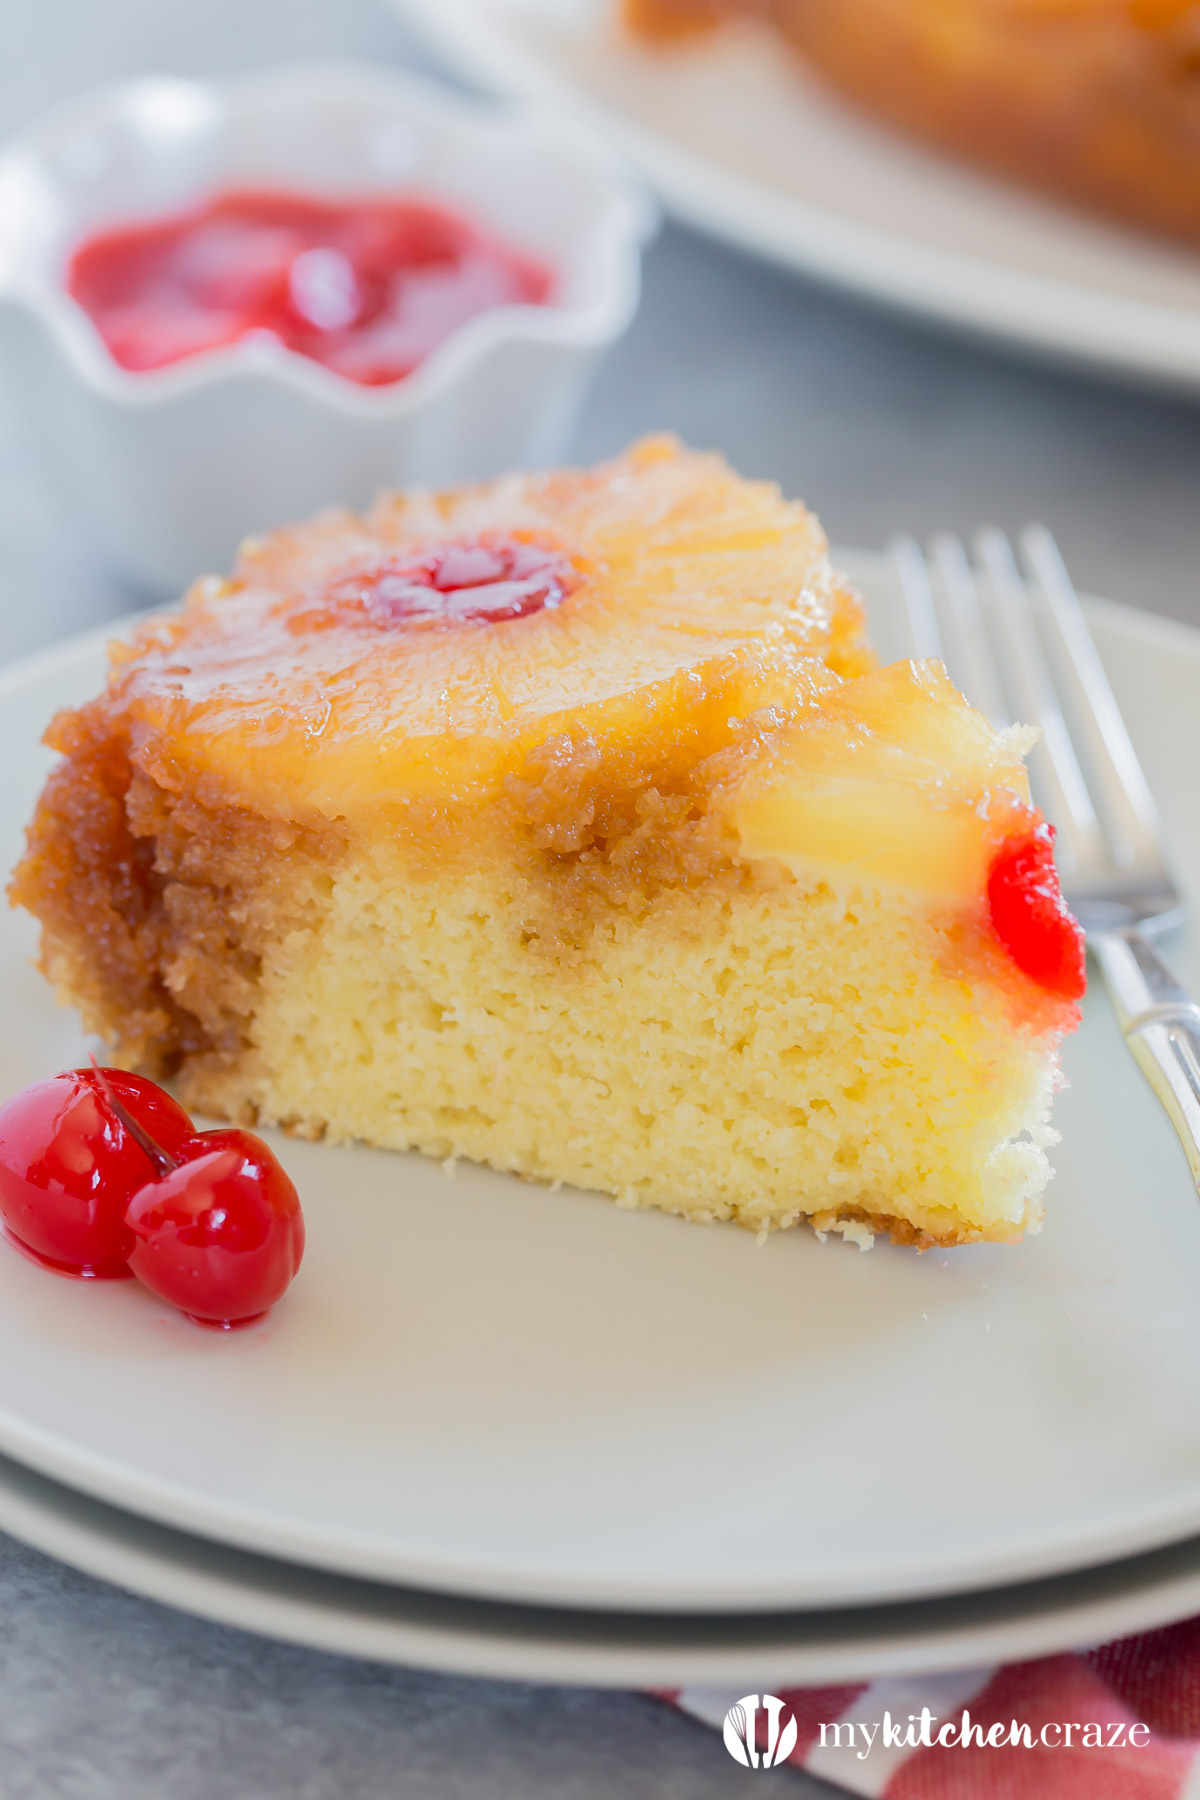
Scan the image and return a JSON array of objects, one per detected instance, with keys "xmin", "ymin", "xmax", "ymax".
[
  {"xmin": 988, "ymin": 822, "xmax": 1086, "ymax": 1001},
  {"xmin": 124, "ymin": 1128, "xmax": 304, "ymax": 1328},
  {"xmin": 0, "ymin": 1068, "xmax": 194, "ymax": 1278}
]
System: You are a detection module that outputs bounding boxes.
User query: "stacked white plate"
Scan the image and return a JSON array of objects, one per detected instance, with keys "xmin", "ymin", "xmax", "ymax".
[{"xmin": 3, "ymin": 553, "xmax": 1200, "ymax": 1684}]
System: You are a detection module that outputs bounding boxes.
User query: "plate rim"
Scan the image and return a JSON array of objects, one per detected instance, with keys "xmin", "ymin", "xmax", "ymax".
[{"xmin": 9, "ymin": 1441, "xmax": 1200, "ymax": 1685}]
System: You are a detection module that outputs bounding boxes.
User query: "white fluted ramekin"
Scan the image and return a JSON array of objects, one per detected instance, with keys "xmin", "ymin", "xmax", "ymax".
[{"xmin": 0, "ymin": 63, "xmax": 650, "ymax": 593}]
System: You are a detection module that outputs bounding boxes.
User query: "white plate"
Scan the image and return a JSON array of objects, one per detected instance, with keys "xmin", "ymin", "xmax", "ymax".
[
  {"xmin": 396, "ymin": 0, "xmax": 1200, "ymax": 394},
  {"xmin": 2, "ymin": 554, "xmax": 1200, "ymax": 1617},
  {"xmin": 13, "ymin": 1442, "xmax": 1200, "ymax": 1685}
]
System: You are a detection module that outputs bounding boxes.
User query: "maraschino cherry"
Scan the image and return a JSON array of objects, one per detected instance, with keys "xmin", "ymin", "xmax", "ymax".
[
  {"xmin": 0, "ymin": 1065, "xmax": 304, "ymax": 1325},
  {"xmin": 988, "ymin": 822, "xmax": 1086, "ymax": 1001},
  {"xmin": 321, "ymin": 534, "xmax": 579, "ymax": 627},
  {"xmin": 125, "ymin": 1126, "xmax": 304, "ymax": 1330},
  {"xmin": 0, "ymin": 1067, "xmax": 193, "ymax": 1277}
]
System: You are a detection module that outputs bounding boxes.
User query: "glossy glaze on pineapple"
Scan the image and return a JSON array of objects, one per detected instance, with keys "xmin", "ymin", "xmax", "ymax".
[{"xmin": 97, "ymin": 438, "xmax": 868, "ymax": 825}]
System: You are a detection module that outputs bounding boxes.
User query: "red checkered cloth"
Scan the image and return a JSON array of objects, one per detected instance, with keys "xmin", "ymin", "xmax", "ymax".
[{"xmin": 668, "ymin": 1616, "xmax": 1200, "ymax": 1794}]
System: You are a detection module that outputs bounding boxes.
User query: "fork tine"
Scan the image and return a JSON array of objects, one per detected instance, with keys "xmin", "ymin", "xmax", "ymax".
[
  {"xmin": 889, "ymin": 534, "xmax": 945, "ymax": 662},
  {"xmin": 974, "ymin": 527, "xmax": 1109, "ymax": 874},
  {"xmin": 928, "ymin": 532, "xmax": 1011, "ymax": 729},
  {"xmin": 1019, "ymin": 524, "xmax": 1165, "ymax": 872}
]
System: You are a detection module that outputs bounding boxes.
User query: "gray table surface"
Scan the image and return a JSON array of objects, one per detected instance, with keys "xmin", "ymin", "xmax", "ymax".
[{"xmin": 1, "ymin": 2, "xmax": 1197, "ymax": 1795}]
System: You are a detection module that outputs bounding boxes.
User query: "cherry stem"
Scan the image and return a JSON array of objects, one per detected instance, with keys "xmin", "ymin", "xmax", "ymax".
[{"xmin": 88, "ymin": 1055, "xmax": 179, "ymax": 1178}]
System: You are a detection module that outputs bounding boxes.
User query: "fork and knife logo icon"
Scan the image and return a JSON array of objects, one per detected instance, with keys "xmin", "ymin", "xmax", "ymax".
[{"xmin": 722, "ymin": 1693, "xmax": 799, "ymax": 1769}]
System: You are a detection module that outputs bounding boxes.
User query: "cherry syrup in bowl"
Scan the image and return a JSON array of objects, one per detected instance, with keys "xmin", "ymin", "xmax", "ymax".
[{"xmin": 66, "ymin": 188, "xmax": 554, "ymax": 391}]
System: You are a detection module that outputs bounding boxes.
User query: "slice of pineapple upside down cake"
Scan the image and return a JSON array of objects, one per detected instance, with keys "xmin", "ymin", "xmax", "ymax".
[{"xmin": 11, "ymin": 437, "xmax": 1083, "ymax": 1247}]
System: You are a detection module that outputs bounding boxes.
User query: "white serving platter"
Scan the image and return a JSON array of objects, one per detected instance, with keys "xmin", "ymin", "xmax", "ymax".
[{"xmin": 397, "ymin": 0, "xmax": 1200, "ymax": 394}]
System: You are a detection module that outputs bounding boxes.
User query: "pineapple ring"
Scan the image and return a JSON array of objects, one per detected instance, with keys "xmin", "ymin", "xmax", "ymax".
[{"xmin": 107, "ymin": 436, "xmax": 870, "ymax": 820}]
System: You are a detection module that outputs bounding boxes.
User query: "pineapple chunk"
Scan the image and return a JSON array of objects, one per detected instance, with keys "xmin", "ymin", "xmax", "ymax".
[{"xmin": 731, "ymin": 660, "xmax": 1034, "ymax": 905}]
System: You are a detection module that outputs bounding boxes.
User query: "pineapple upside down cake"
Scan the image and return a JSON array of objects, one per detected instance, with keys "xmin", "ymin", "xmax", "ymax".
[
  {"xmin": 11, "ymin": 438, "xmax": 1084, "ymax": 1249},
  {"xmin": 625, "ymin": 1, "xmax": 1200, "ymax": 248}
]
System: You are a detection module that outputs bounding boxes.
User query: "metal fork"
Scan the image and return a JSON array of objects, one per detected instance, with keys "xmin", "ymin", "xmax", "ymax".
[{"xmin": 891, "ymin": 525, "xmax": 1200, "ymax": 1193}]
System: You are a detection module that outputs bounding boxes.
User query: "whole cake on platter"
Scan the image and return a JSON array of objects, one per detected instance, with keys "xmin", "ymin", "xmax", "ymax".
[
  {"xmin": 625, "ymin": 0, "xmax": 1200, "ymax": 245},
  {"xmin": 10, "ymin": 438, "xmax": 1083, "ymax": 1248}
]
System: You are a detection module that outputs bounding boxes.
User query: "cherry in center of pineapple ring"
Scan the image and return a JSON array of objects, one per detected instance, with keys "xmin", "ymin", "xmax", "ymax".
[{"xmin": 325, "ymin": 534, "xmax": 579, "ymax": 627}]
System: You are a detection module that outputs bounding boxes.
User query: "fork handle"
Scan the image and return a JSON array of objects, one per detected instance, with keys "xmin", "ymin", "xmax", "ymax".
[{"xmin": 1090, "ymin": 928, "xmax": 1200, "ymax": 1193}]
